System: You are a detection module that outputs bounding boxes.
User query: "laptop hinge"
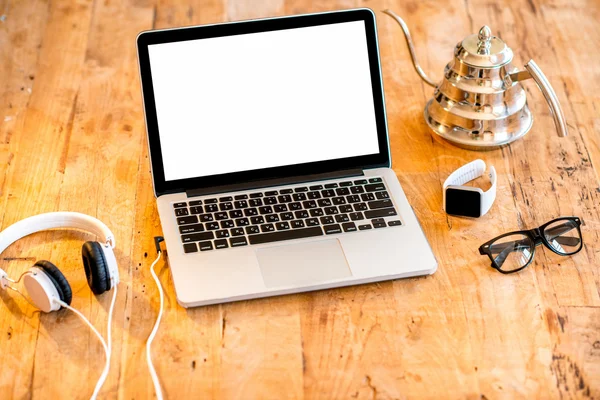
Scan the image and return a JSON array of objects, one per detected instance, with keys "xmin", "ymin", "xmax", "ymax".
[{"xmin": 186, "ymin": 169, "xmax": 364, "ymax": 198}]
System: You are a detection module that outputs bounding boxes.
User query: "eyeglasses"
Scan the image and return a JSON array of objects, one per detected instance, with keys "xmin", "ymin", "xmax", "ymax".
[{"xmin": 479, "ymin": 217, "xmax": 583, "ymax": 274}]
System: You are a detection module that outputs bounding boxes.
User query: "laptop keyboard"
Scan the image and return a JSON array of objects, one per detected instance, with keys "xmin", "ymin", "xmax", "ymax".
[{"xmin": 172, "ymin": 177, "xmax": 402, "ymax": 253}]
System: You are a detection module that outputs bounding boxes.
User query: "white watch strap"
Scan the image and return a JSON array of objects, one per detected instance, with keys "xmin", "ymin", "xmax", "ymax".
[
  {"xmin": 443, "ymin": 159, "xmax": 496, "ymax": 216},
  {"xmin": 0, "ymin": 212, "xmax": 116, "ymax": 256}
]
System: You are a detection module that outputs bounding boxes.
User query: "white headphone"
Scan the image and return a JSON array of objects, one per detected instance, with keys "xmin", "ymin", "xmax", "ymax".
[
  {"xmin": 0, "ymin": 212, "xmax": 120, "ymax": 400},
  {"xmin": 0, "ymin": 212, "xmax": 120, "ymax": 312}
]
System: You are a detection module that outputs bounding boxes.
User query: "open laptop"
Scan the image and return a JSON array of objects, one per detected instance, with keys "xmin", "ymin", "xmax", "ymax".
[{"xmin": 136, "ymin": 8, "xmax": 437, "ymax": 307}]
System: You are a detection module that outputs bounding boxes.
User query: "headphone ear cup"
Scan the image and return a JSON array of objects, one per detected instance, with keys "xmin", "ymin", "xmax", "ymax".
[
  {"xmin": 34, "ymin": 260, "xmax": 73, "ymax": 306},
  {"xmin": 82, "ymin": 241, "xmax": 110, "ymax": 294}
]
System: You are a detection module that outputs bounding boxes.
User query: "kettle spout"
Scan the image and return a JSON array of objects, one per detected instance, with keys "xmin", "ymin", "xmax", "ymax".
[{"xmin": 382, "ymin": 9, "xmax": 437, "ymax": 88}]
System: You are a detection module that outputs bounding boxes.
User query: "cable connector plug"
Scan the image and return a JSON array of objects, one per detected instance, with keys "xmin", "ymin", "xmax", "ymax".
[{"xmin": 154, "ymin": 236, "xmax": 165, "ymax": 254}]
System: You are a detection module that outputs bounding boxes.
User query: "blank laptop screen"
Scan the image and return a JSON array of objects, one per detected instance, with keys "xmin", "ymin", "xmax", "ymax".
[{"xmin": 148, "ymin": 20, "xmax": 380, "ymax": 182}]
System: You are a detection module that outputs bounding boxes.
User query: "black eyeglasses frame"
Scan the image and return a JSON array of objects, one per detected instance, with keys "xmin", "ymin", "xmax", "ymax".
[{"xmin": 478, "ymin": 216, "xmax": 583, "ymax": 274}]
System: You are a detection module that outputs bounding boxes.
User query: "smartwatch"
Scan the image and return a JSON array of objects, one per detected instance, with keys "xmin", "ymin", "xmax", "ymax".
[{"xmin": 443, "ymin": 159, "xmax": 496, "ymax": 218}]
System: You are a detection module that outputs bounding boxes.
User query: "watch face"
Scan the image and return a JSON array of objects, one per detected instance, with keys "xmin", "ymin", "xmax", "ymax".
[{"xmin": 445, "ymin": 188, "xmax": 481, "ymax": 217}]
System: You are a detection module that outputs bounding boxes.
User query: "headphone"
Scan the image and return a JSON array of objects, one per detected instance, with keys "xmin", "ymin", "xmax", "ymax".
[{"xmin": 0, "ymin": 212, "xmax": 120, "ymax": 312}]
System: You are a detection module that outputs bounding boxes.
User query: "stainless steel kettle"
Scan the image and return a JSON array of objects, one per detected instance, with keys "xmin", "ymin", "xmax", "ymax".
[{"xmin": 383, "ymin": 10, "xmax": 568, "ymax": 149}]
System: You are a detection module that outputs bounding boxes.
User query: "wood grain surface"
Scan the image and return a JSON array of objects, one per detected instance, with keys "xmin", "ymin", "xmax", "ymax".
[{"xmin": 1, "ymin": 0, "xmax": 599, "ymax": 398}]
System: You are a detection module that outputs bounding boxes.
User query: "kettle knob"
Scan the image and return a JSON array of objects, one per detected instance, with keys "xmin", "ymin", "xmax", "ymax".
[{"xmin": 477, "ymin": 26, "xmax": 492, "ymax": 54}]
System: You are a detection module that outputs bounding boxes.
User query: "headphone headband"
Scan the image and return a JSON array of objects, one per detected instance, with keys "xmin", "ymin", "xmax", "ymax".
[{"xmin": 0, "ymin": 212, "xmax": 116, "ymax": 256}]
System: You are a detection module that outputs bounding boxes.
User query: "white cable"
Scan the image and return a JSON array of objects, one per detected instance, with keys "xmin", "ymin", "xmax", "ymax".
[
  {"xmin": 93, "ymin": 284, "xmax": 118, "ymax": 400},
  {"xmin": 56, "ymin": 299, "xmax": 110, "ymax": 400},
  {"xmin": 146, "ymin": 251, "xmax": 164, "ymax": 400}
]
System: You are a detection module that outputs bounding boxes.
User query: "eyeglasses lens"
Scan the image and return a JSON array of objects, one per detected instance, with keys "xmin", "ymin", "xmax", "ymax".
[
  {"xmin": 543, "ymin": 219, "xmax": 582, "ymax": 255},
  {"xmin": 488, "ymin": 233, "xmax": 534, "ymax": 272}
]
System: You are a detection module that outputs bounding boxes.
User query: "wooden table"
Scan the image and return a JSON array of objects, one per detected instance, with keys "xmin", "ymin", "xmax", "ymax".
[{"xmin": 1, "ymin": 0, "xmax": 599, "ymax": 398}]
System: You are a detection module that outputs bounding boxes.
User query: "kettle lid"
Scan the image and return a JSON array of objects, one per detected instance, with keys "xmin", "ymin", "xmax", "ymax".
[{"xmin": 455, "ymin": 26, "xmax": 513, "ymax": 67}]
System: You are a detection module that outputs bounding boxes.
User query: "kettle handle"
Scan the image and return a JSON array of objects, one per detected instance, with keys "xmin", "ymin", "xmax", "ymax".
[
  {"xmin": 382, "ymin": 10, "xmax": 437, "ymax": 88},
  {"xmin": 521, "ymin": 60, "xmax": 568, "ymax": 137}
]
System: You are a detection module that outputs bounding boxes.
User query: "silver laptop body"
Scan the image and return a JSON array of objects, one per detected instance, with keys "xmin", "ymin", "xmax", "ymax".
[{"xmin": 137, "ymin": 8, "xmax": 437, "ymax": 307}]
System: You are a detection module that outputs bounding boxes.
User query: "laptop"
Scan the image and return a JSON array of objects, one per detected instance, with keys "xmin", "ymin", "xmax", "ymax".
[{"xmin": 136, "ymin": 8, "xmax": 437, "ymax": 307}]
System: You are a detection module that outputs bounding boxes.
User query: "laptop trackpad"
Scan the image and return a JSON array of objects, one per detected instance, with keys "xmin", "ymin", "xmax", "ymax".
[{"xmin": 256, "ymin": 239, "xmax": 352, "ymax": 288}]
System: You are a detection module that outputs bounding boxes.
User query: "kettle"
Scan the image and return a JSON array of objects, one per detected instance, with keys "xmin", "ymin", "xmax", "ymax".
[{"xmin": 383, "ymin": 10, "xmax": 568, "ymax": 149}]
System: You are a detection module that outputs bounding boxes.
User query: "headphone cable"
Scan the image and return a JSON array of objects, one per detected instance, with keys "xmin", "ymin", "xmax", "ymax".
[{"xmin": 147, "ymin": 249, "xmax": 164, "ymax": 400}]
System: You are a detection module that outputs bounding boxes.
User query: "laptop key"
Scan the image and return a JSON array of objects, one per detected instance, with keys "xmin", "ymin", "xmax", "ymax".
[
  {"xmin": 249, "ymin": 193, "xmax": 263, "ymax": 198},
  {"xmin": 388, "ymin": 220, "xmax": 402, "ymax": 226},
  {"xmin": 181, "ymin": 231, "xmax": 214, "ymax": 243},
  {"xmin": 214, "ymin": 239, "xmax": 228, "ymax": 249},
  {"xmin": 302, "ymin": 200, "xmax": 317, "ymax": 209},
  {"xmin": 249, "ymin": 198, "xmax": 263, "ymax": 207},
  {"xmin": 353, "ymin": 203, "xmax": 368, "ymax": 211},
  {"xmin": 244, "ymin": 208, "xmax": 258, "ymax": 216},
  {"xmin": 376, "ymin": 191, "xmax": 390, "ymax": 199},
  {"xmin": 248, "ymin": 226, "xmax": 323, "ymax": 245},
  {"xmin": 183, "ymin": 243, "xmax": 197, "ymax": 253},
  {"xmin": 335, "ymin": 214, "xmax": 350, "ymax": 223},
  {"xmin": 349, "ymin": 212, "xmax": 364, "ymax": 221},
  {"xmin": 264, "ymin": 196, "xmax": 277, "ymax": 205},
  {"xmin": 230, "ymin": 237, "xmax": 248, "ymax": 247},
  {"xmin": 361, "ymin": 193, "xmax": 375, "ymax": 201},
  {"xmin": 336, "ymin": 188, "xmax": 350, "ymax": 196},
  {"xmin": 306, "ymin": 218, "xmax": 320, "ymax": 226},
  {"xmin": 350, "ymin": 186, "xmax": 365, "ymax": 194},
  {"xmin": 368, "ymin": 200, "xmax": 393, "ymax": 210},
  {"xmin": 280, "ymin": 212, "xmax": 294, "ymax": 221},
  {"xmin": 358, "ymin": 224, "xmax": 372, "ymax": 230},
  {"xmin": 274, "ymin": 204, "xmax": 288, "ymax": 213},
  {"xmin": 235, "ymin": 218, "xmax": 250, "ymax": 226},
  {"xmin": 173, "ymin": 202, "xmax": 187, "ymax": 208},
  {"xmin": 259, "ymin": 206, "xmax": 273, "ymax": 214},
  {"xmin": 200, "ymin": 214, "xmax": 213, "ymax": 222},
  {"xmin": 250, "ymin": 216, "xmax": 265, "ymax": 224},
  {"xmin": 199, "ymin": 241, "xmax": 213, "ymax": 251},
  {"xmin": 292, "ymin": 193, "xmax": 307, "ymax": 201},
  {"xmin": 294, "ymin": 187, "xmax": 308, "ymax": 192},
  {"xmin": 280, "ymin": 189, "xmax": 293, "ymax": 194},
  {"xmin": 324, "ymin": 207, "xmax": 338, "ymax": 215},
  {"xmin": 205, "ymin": 204, "xmax": 219, "ymax": 213},
  {"xmin": 365, "ymin": 208, "xmax": 397, "ymax": 219},
  {"xmin": 323, "ymin": 224, "xmax": 342, "ymax": 234},
  {"xmin": 230, "ymin": 228, "xmax": 245, "ymax": 236},
  {"xmin": 205, "ymin": 222, "xmax": 219, "ymax": 230},
  {"xmin": 216, "ymin": 230, "xmax": 230, "ymax": 238},
  {"xmin": 324, "ymin": 183, "xmax": 338, "ymax": 189},
  {"xmin": 289, "ymin": 202, "xmax": 302, "ymax": 211},
  {"xmin": 372, "ymin": 218, "xmax": 387, "ymax": 228},
  {"xmin": 190, "ymin": 206, "xmax": 203, "ymax": 214},
  {"xmin": 215, "ymin": 212, "xmax": 228, "ymax": 220},
  {"xmin": 205, "ymin": 198, "xmax": 217, "ymax": 204},
  {"xmin": 317, "ymin": 199, "xmax": 332, "ymax": 207},
  {"xmin": 354, "ymin": 179, "xmax": 368, "ymax": 185},
  {"xmin": 309, "ymin": 209, "xmax": 324, "ymax": 217},
  {"xmin": 332, "ymin": 197, "xmax": 346, "ymax": 205},
  {"xmin": 229, "ymin": 210, "xmax": 243, "ymax": 218},
  {"xmin": 339, "ymin": 205, "xmax": 353, "ymax": 213},
  {"xmin": 266, "ymin": 214, "xmax": 279, "ymax": 223},
  {"xmin": 179, "ymin": 223, "xmax": 205, "ymax": 234},
  {"xmin": 221, "ymin": 220, "xmax": 235, "ymax": 228},
  {"xmin": 309, "ymin": 185, "xmax": 323, "ymax": 190},
  {"xmin": 276, "ymin": 222, "xmax": 290, "ymax": 230},
  {"xmin": 320, "ymin": 216, "xmax": 334, "ymax": 225},
  {"xmin": 246, "ymin": 226, "xmax": 260, "ymax": 235},
  {"xmin": 261, "ymin": 223, "xmax": 275, "ymax": 232},
  {"xmin": 234, "ymin": 200, "xmax": 248, "ymax": 208},
  {"xmin": 278, "ymin": 195, "xmax": 292, "ymax": 203},
  {"xmin": 307, "ymin": 191, "xmax": 321, "ymax": 199},
  {"xmin": 340, "ymin": 181, "xmax": 353, "ymax": 187},
  {"xmin": 175, "ymin": 208, "xmax": 189, "ymax": 216},
  {"xmin": 321, "ymin": 189, "xmax": 335, "ymax": 197},
  {"xmin": 219, "ymin": 196, "xmax": 233, "ymax": 202},
  {"xmin": 365, "ymin": 183, "xmax": 386, "ymax": 192},
  {"xmin": 346, "ymin": 195, "xmax": 361, "ymax": 203},
  {"xmin": 265, "ymin": 190, "xmax": 278, "ymax": 196},
  {"xmin": 177, "ymin": 216, "xmax": 198, "ymax": 225},
  {"xmin": 342, "ymin": 222, "xmax": 357, "ymax": 232},
  {"xmin": 369, "ymin": 178, "xmax": 383, "ymax": 183},
  {"xmin": 220, "ymin": 202, "xmax": 233, "ymax": 211},
  {"xmin": 235, "ymin": 194, "xmax": 248, "ymax": 200},
  {"xmin": 189, "ymin": 200, "xmax": 203, "ymax": 206},
  {"xmin": 291, "ymin": 220, "xmax": 305, "ymax": 229},
  {"xmin": 294, "ymin": 210, "xmax": 309, "ymax": 219}
]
